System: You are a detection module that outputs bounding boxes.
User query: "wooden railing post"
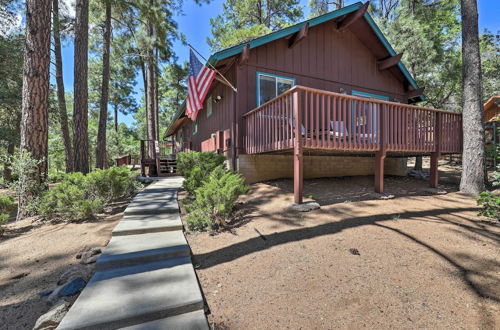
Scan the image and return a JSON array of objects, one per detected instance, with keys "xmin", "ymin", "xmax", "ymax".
[
  {"xmin": 430, "ymin": 112, "xmax": 442, "ymax": 188},
  {"xmin": 375, "ymin": 104, "xmax": 387, "ymax": 193},
  {"xmin": 293, "ymin": 90, "xmax": 303, "ymax": 204}
]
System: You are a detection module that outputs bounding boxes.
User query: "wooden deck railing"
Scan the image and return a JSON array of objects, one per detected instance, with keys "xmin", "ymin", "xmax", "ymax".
[
  {"xmin": 243, "ymin": 86, "xmax": 462, "ymax": 155},
  {"xmin": 140, "ymin": 140, "xmax": 176, "ymax": 161}
]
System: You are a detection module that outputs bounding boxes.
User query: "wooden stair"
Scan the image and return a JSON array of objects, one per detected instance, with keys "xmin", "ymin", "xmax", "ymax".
[{"xmin": 158, "ymin": 158, "xmax": 177, "ymax": 176}]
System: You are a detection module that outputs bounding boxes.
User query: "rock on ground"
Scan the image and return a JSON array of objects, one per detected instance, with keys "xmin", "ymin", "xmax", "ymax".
[
  {"xmin": 60, "ymin": 277, "xmax": 86, "ymax": 297},
  {"xmin": 33, "ymin": 300, "xmax": 70, "ymax": 330},
  {"xmin": 57, "ymin": 265, "xmax": 91, "ymax": 285},
  {"xmin": 423, "ymin": 187, "xmax": 447, "ymax": 195},
  {"xmin": 369, "ymin": 192, "xmax": 395, "ymax": 200},
  {"xmin": 290, "ymin": 202, "xmax": 321, "ymax": 212}
]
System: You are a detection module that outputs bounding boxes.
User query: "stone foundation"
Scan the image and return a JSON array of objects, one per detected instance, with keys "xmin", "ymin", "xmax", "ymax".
[{"xmin": 237, "ymin": 154, "xmax": 407, "ymax": 184}]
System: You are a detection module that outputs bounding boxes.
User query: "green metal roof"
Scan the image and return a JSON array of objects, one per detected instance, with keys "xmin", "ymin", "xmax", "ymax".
[{"xmin": 166, "ymin": 2, "xmax": 423, "ymax": 137}]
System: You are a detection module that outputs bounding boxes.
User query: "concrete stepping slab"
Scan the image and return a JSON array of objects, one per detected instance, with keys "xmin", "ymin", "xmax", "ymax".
[
  {"xmin": 123, "ymin": 178, "xmax": 184, "ymax": 215},
  {"xmin": 113, "ymin": 213, "xmax": 183, "ymax": 236},
  {"xmin": 120, "ymin": 310, "xmax": 209, "ymax": 330},
  {"xmin": 124, "ymin": 188, "xmax": 179, "ymax": 215},
  {"xmin": 95, "ymin": 231, "xmax": 190, "ymax": 271},
  {"xmin": 57, "ymin": 257, "xmax": 204, "ymax": 330}
]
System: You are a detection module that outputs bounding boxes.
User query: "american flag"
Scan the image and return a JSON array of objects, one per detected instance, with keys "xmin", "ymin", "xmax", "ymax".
[{"xmin": 185, "ymin": 49, "xmax": 216, "ymax": 121}]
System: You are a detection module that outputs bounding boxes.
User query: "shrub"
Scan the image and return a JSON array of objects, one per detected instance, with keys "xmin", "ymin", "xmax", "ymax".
[
  {"xmin": 177, "ymin": 152, "xmax": 226, "ymax": 195},
  {"xmin": 39, "ymin": 167, "xmax": 141, "ymax": 221},
  {"xmin": 0, "ymin": 196, "xmax": 15, "ymax": 234},
  {"xmin": 8, "ymin": 152, "xmax": 44, "ymax": 217},
  {"xmin": 86, "ymin": 166, "xmax": 139, "ymax": 202},
  {"xmin": 186, "ymin": 166, "xmax": 249, "ymax": 231},
  {"xmin": 39, "ymin": 175, "xmax": 105, "ymax": 221},
  {"xmin": 477, "ymin": 191, "xmax": 500, "ymax": 220}
]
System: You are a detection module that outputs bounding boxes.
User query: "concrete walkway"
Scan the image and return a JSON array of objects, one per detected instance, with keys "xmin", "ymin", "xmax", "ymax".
[{"xmin": 57, "ymin": 177, "xmax": 209, "ymax": 330}]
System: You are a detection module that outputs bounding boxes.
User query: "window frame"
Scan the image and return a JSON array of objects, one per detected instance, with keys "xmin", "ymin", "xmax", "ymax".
[
  {"xmin": 350, "ymin": 90, "xmax": 389, "ymax": 139},
  {"xmin": 256, "ymin": 72, "xmax": 296, "ymax": 106},
  {"xmin": 351, "ymin": 90, "xmax": 389, "ymax": 101}
]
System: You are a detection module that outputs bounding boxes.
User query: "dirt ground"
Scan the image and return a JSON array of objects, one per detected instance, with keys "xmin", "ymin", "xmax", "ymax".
[
  {"xmin": 186, "ymin": 161, "xmax": 500, "ymax": 329},
  {"xmin": 0, "ymin": 200, "xmax": 126, "ymax": 329}
]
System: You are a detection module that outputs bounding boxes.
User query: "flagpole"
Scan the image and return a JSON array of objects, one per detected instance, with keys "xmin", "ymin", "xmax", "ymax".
[{"xmin": 187, "ymin": 44, "xmax": 237, "ymax": 93}]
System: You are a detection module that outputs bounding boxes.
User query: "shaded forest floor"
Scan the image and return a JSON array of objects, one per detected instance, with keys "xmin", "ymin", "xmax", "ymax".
[
  {"xmin": 186, "ymin": 169, "xmax": 500, "ymax": 329},
  {"xmin": 0, "ymin": 195, "xmax": 129, "ymax": 329}
]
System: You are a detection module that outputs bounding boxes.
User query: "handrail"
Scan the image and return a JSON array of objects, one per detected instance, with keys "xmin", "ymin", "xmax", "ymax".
[
  {"xmin": 243, "ymin": 85, "xmax": 461, "ymax": 118},
  {"xmin": 243, "ymin": 87, "xmax": 462, "ymax": 155}
]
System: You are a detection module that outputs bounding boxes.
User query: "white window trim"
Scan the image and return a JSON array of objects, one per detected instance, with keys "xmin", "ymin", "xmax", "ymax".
[{"xmin": 256, "ymin": 72, "xmax": 295, "ymax": 106}]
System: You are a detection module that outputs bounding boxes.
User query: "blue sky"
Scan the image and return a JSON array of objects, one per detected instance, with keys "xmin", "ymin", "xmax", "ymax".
[{"xmin": 58, "ymin": 0, "xmax": 500, "ymax": 127}]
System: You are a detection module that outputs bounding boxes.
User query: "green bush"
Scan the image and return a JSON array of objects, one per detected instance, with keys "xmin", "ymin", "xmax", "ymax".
[
  {"xmin": 0, "ymin": 196, "xmax": 15, "ymax": 234},
  {"xmin": 477, "ymin": 191, "xmax": 500, "ymax": 220},
  {"xmin": 186, "ymin": 166, "xmax": 249, "ymax": 231},
  {"xmin": 39, "ymin": 174, "xmax": 105, "ymax": 221},
  {"xmin": 48, "ymin": 170, "xmax": 66, "ymax": 183},
  {"xmin": 39, "ymin": 167, "xmax": 141, "ymax": 221},
  {"xmin": 86, "ymin": 166, "xmax": 139, "ymax": 202},
  {"xmin": 177, "ymin": 152, "xmax": 226, "ymax": 195}
]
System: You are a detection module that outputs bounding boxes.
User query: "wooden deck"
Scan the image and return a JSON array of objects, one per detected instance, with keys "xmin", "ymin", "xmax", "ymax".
[
  {"xmin": 243, "ymin": 86, "xmax": 463, "ymax": 203},
  {"xmin": 140, "ymin": 140, "xmax": 177, "ymax": 177}
]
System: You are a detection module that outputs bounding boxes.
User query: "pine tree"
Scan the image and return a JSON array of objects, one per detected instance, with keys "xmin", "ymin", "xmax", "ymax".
[
  {"xmin": 95, "ymin": 0, "xmax": 112, "ymax": 169},
  {"xmin": 73, "ymin": 0, "xmax": 90, "ymax": 173},
  {"xmin": 52, "ymin": 0, "xmax": 74, "ymax": 173},
  {"xmin": 208, "ymin": 0, "xmax": 303, "ymax": 51},
  {"xmin": 460, "ymin": 0, "xmax": 485, "ymax": 194},
  {"xmin": 17, "ymin": 0, "xmax": 52, "ymax": 219}
]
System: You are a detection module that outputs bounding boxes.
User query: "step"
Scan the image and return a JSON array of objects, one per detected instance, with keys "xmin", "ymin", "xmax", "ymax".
[
  {"xmin": 120, "ymin": 310, "xmax": 209, "ymax": 330},
  {"xmin": 125, "ymin": 187, "xmax": 179, "ymax": 215},
  {"xmin": 112, "ymin": 213, "xmax": 183, "ymax": 236},
  {"xmin": 95, "ymin": 231, "xmax": 190, "ymax": 271},
  {"xmin": 57, "ymin": 258, "xmax": 204, "ymax": 330}
]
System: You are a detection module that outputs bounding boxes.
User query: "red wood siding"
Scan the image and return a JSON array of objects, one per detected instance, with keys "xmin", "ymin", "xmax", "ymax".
[{"xmin": 180, "ymin": 22, "xmax": 413, "ymax": 154}]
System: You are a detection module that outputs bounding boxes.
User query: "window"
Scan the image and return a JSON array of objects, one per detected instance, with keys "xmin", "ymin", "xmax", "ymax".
[
  {"xmin": 350, "ymin": 91, "xmax": 389, "ymax": 141},
  {"xmin": 206, "ymin": 96, "xmax": 213, "ymax": 118},
  {"xmin": 257, "ymin": 72, "xmax": 295, "ymax": 106}
]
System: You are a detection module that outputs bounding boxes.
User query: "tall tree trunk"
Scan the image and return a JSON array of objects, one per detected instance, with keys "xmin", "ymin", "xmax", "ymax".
[
  {"xmin": 17, "ymin": 0, "xmax": 52, "ymax": 220},
  {"xmin": 146, "ymin": 23, "xmax": 156, "ymax": 158},
  {"xmin": 459, "ymin": 0, "xmax": 485, "ymax": 194},
  {"xmin": 73, "ymin": 0, "xmax": 89, "ymax": 174},
  {"xmin": 96, "ymin": 1, "xmax": 112, "ymax": 169},
  {"xmin": 3, "ymin": 143, "xmax": 14, "ymax": 182},
  {"xmin": 155, "ymin": 47, "xmax": 160, "ymax": 141},
  {"xmin": 114, "ymin": 102, "xmax": 119, "ymax": 132},
  {"xmin": 52, "ymin": 0, "xmax": 74, "ymax": 173}
]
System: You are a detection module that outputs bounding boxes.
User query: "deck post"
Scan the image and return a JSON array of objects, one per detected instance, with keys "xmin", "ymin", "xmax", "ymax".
[
  {"xmin": 375, "ymin": 152, "xmax": 386, "ymax": 193},
  {"xmin": 430, "ymin": 112, "xmax": 442, "ymax": 187},
  {"xmin": 375, "ymin": 104, "xmax": 387, "ymax": 193},
  {"xmin": 293, "ymin": 90, "xmax": 303, "ymax": 204}
]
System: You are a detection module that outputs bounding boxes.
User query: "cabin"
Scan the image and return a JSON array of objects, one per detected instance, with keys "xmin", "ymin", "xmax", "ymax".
[{"xmin": 158, "ymin": 2, "xmax": 463, "ymax": 204}]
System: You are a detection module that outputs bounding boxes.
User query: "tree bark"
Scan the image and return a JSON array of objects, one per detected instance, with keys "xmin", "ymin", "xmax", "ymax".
[
  {"xmin": 459, "ymin": 0, "xmax": 485, "ymax": 194},
  {"xmin": 96, "ymin": 1, "xmax": 112, "ymax": 169},
  {"xmin": 73, "ymin": 0, "xmax": 90, "ymax": 174},
  {"xmin": 155, "ymin": 47, "xmax": 160, "ymax": 141},
  {"xmin": 18, "ymin": 0, "xmax": 52, "ymax": 220},
  {"xmin": 146, "ymin": 22, "xmax": 156, "ymax": 158},
  {"xmin": 52, "ymin": 0, "xmax": 74, "ymax": 173},
  {"xmin": 114, "ymin": 102, "xmax": 119, "ymax": 132}
]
